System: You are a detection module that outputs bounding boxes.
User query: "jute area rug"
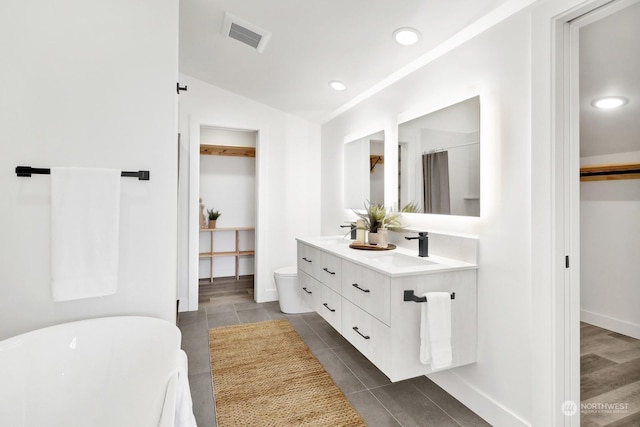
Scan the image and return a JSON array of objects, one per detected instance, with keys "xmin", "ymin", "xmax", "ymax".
[{"xmin": 209, "ymin": 319, "xmax": 366, "ymax": 426}]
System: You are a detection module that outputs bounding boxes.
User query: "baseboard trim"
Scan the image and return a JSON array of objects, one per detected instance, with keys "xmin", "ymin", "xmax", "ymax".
[
  {"xmin": 581, "ymin": 309, "xmax": 640, "ymax": 340},
  {"xmin": 427, "ymin": 370, "xmax": 531, "ymax": 427},
  {"xmin": 256, "ymin": 287, "xmax": 278, "ymax": 303}
]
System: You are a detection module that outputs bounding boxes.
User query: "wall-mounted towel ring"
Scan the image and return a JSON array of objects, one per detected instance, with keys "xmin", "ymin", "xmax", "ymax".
[
  {"xmin": 15, "ymin": 166, "xmax": 150, "ymax": 181},
  {"xmin": 404, "ymin": 290, "xmax": 455, "ymax": 303}
]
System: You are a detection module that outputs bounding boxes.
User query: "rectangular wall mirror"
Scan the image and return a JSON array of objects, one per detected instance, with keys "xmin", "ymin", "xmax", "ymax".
[
  {"xmin": 398, "ymin": 96, "xmax": 480, "ymax": 217},
  {"xmin": 344, "ymin": 130, "xmax": 385, "ymax": 209}
]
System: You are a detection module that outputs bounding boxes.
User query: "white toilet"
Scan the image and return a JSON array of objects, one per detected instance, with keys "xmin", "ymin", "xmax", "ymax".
[{"xmin": 274, "ymin": 266, "xmax": 312, "ymax": 314}]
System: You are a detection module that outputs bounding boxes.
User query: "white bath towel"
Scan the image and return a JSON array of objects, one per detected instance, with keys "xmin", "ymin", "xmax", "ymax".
[
  {"xmin": 51, "ymin": 167, "xmax": 120, "ymax": 301},
  {"xmin": 420, "ymin": 292, "xmax": 453, "ymax": 369},
  {"xmin": 175, "ymin": 350, "xmax": 197, "ymax": 427}
]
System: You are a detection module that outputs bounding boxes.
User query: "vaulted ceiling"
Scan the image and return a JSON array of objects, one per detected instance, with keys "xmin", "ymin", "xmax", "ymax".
[
  {"xmin": 179, "ymin": 0, "xmax": 511, "ymax": 123},
  {"xmin": 179, "ymin": 0, "xmax": 640, "ymax": 158}
]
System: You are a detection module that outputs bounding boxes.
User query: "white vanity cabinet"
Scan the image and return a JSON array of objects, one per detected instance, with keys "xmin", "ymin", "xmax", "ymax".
[
  {"xmin": 318, "ymin": 283, "xmax": 342, "ymax": 332},
  {"xmin": 318, "ymin": 251, "xmax": 342, "ymax": 292},
  {"xmin": 341, "ymin": 261, "xmax": 391, "ymax": 326},
  {"xmin": 296, "ymin": 238, "xmax": 478, "ymax": 382},
  {"xmin": 297, "ymin": 270, "xmax": 319, "ymax": 311},
  {"xmin": 298, "ymin": 243, "xmax": 320, "ymax": 277}
]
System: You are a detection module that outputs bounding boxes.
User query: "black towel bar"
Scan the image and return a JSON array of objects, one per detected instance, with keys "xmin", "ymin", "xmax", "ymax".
[
  {"xmin": 403, "ymin": 290, "xmax": 455, "ymax": 303},
  {"xmin": 15, "ymin": 166, "xmax": 150, "ymax": 181}
]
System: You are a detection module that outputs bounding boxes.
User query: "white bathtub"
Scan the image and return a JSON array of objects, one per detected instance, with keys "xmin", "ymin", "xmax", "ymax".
[{"xmin": 0, "ymin": 316, "xmax": 195, "ymax": 427}]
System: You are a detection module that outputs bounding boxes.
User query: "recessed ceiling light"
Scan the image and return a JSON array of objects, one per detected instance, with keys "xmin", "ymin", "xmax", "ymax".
[
  {"xmin": 393, "ymin": 27, "xmax": 420, "ymax": 46},
  {"xmin": 591, "ymin": 96, "xmax": 628, "ymax": 109},
  {"xmin": 329, "ymin": 80, "xmax": 346, "ymax": 91}
]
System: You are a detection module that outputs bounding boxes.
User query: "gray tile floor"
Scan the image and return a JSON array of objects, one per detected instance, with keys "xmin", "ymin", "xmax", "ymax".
[{"xmin": 178, "ymin": 298, "xmax": 490, "ymax": 426}]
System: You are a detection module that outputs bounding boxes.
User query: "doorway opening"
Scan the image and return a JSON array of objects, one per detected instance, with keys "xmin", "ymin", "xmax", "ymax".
[
  {"xmin": 197, "ymin": 127, "xmax": 257, "ymax": 305},
  {"xmin": 575, "ymin": 2, "xmax": 640, "ymax": 425},
  {"xmin": 554, "ymin": 0, "xmax": 640, "ymax": 424}
]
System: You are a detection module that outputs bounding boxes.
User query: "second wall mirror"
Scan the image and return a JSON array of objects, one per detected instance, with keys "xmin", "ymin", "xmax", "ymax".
[{"xmin": 344, "ymin": 130, "xmax": 385, "ymax": 209}]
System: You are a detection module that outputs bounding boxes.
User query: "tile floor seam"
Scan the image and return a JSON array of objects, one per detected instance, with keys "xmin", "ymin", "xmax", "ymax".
[
  {"xmin": 326, "ymin": 346, "xmax": 368, "ymax": 396},
  {"xmin": 409, "ymin": 380, "xmax": 465, "ymax": 427},
  {"xmin": 329, "ymin": 346, "xmax": 379, "ymax": 393},
  {"xmin": 233, "ymin": 307, "xmax": 242, "ymax": 324},
  {"xmin": 366, "ymin": 388, "xmax": 406, "ymax": 427},
  {"xmin": 299, "ymin": 314, "xmax": 333, "ymax": 349}
]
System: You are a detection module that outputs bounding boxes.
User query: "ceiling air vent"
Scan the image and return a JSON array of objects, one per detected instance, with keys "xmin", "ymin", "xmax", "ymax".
[{"xmin": 222, "ymin": 12, "xmax": 271, "ymax": 53}]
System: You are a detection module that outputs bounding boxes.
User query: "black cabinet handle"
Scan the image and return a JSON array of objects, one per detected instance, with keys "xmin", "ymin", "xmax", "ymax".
[
  {"xmin": 323, "ymin": 303, "xmax": 336, "ymax": 312},
  {"xmin": 352, "ymin": 326, "xmax": 370, "ymax": 340},
  {"xmin": 323, "ymin": 267, "xmax": 336, "ymax": 275},
  {"xmin": 302, "ymin": 287, "xmax": 312, "ymax": 294},
  {"xmin": 352, "ymin": 283, "xmax": 370, "ymax": 293},
  {"xmin": 302, "ymin": 257, "xmax": 312, "ymax": 263}
]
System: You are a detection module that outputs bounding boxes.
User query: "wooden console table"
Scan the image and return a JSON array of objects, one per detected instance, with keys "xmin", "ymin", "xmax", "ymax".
[{"xmin": 199, "ymin": 227, "xmax": 255, "ymax": 282}]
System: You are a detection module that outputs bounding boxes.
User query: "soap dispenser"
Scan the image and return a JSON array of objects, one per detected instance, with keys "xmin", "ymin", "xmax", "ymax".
[
  {"xmin": 377, "ymin": 219, "xmax": 388, "ymax": 249},
  {"xmin": 355, "ymin": 219, "xmax": 366, "ymax": 244}
]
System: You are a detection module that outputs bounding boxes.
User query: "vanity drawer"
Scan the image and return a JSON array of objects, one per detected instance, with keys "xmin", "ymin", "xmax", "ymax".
[
  {"xmin": 297, "ymin": 271, "xmax": 319, "ymax": 311},
  {"xmin": 297, "ymin": 243, "xmax": 319, "ymax": 278},
  {"xmin": 342, "ymin": 299, "xmax": 391, "ymax": 374},
  {"xmin": 319, "ymin": 251, "xmax": 342, "ymax": 292},
  {"xmin": 318, "ymin": 284, "xmax": 342, "ymax": 333},
  {"xmin": 341, "ymin": 261, "xmax": 391, "ymax": 325}
]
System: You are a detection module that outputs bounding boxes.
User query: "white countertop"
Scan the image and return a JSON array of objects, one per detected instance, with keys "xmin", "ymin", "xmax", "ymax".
[{"xmin": 296, "ymin": 235, "xmax": 477, "ymax": 277}]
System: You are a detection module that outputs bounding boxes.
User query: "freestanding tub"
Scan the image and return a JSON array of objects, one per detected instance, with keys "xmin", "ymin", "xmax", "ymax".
[{"xmin": 0, "ymin": 316, "xmax": 195, "ymax": 427}]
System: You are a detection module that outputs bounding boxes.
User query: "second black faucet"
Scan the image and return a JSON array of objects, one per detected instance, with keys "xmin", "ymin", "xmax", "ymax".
[{"xmin": 405, "ymin": 232, "xmax": 429, "ymax": 257}]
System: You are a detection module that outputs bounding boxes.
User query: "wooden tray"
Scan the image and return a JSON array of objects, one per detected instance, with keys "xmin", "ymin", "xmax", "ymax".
[{"xmin": 349, "ymin": 243, "xmax": 396, "ymax": 251}]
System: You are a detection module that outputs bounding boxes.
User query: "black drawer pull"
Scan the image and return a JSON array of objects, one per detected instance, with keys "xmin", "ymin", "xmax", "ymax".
[
  {"xmin": 302, "ymin": 287, "xmax": 312, "ymax": 294},
  {"xmin": 323, "ymin": 267, "xmax": 336, "ymax": 275},
  {"xmin": 352, "ymin": 283, "xmax": 370, "ymax": 293},
  {"xmin": 323, "ymin": 303, "xmax": 336, "ymax": 312},
  {"xmin": 302, "ymin": 257, "xmax": 312, "ymax": 263},
  {"xmin": 352, "ymin": 326, "xmax": 370, "ymax": 340}
]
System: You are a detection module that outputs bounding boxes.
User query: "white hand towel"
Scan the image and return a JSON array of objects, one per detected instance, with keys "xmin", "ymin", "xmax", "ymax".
[
  {"xmin": 420, "ymin": 292, "xmax": 453, "ymax": 369},
  {"xmin": 51, "ymin": 167, "xmax": 120, "ymax": 301}
]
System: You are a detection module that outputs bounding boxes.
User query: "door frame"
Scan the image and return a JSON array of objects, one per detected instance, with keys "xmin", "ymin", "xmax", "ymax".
[
  {"xmin": 187, "ymin": 116, "xmax": 263, "ymax": 311},
  {"xmin": 533, "ymin": 0, "xmax": 639, "ymax": 425}
]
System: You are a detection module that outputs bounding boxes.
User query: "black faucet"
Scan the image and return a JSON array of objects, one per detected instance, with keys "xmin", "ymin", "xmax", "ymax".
[
  {"xmin": 405, "ymin": 232, "xmax": 429, "ymax": 257},
  {"xmin": 340, "ymin": 223, "xmax": 357, "ymax": 240}
]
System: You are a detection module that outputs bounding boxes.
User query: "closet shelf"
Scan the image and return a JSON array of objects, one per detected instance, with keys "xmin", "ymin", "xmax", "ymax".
[
  {"xmin": 200, "ymin": 144, "xmax": 255, "ymax": 157},
  {"xmin": 199, "ymin": 227, "xmax": 255, "ymax": 281},
  {"xmin": 580, "ymin": 163, "xmax": 640, "ymax": 181}
]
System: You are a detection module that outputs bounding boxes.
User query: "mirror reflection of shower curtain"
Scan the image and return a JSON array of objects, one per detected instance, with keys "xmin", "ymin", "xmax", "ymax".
[{"xmin": 422, "ymin": 152, "xmax": 451, "ymax": 214}]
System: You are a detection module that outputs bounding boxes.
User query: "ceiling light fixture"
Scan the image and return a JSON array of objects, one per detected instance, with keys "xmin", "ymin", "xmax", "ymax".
[
  {"xmin": 393, "ymin": 27, "xmax": 420, "ymax": 46},
  {"xmin": 329, "ymin": 80, "xmax": 346, "ymax": 91},
  {"xmin": 591, "ymin": 96, "xmax": 628, "ymax": 109}
]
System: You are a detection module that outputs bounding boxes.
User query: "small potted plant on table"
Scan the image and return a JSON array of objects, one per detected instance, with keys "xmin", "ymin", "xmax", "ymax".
[{"xmin": 354, "ymin": 201, "xmax": 402, "ymax": 245}]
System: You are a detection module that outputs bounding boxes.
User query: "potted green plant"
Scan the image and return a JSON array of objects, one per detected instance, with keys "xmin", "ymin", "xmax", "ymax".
[
  {"xmin": 353, "ymin": 201, "xmax": 402, "ymax": 244},
  {"xmin": 207, "ymin": 209, "xmax": 221, "ymax": 229}
]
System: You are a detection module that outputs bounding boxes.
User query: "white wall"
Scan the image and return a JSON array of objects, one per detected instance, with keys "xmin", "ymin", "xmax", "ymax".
[
  {"xmin": 199, "ymin": 128, "xmax": 256, "ymax": 279},
  {"xmin": 0, "ymin": 0, "xmax": 178, "ymax": 339},
  {"xmin": 580, "ymin": 151, "xmax": 640, "ymax": 338},
  {"xmin": 321, "ymin": 9, "xmax": 532, "ymax": 427},
  {"xmin": 177, "ymin": 74, "xmax": 321, "ymax": 308}
]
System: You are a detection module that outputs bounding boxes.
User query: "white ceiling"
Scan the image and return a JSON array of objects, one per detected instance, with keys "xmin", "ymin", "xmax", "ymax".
[
  {"xmin": 179, "ymin": 0, "xmax": 640, "ymax": 158},
  {"xmin": 179, "ymin": 0, "xmax": 511, "ymax": 123},
  {"xmin": 580, "ymin": 2, "xmax": 640, "ymax": 158}
]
